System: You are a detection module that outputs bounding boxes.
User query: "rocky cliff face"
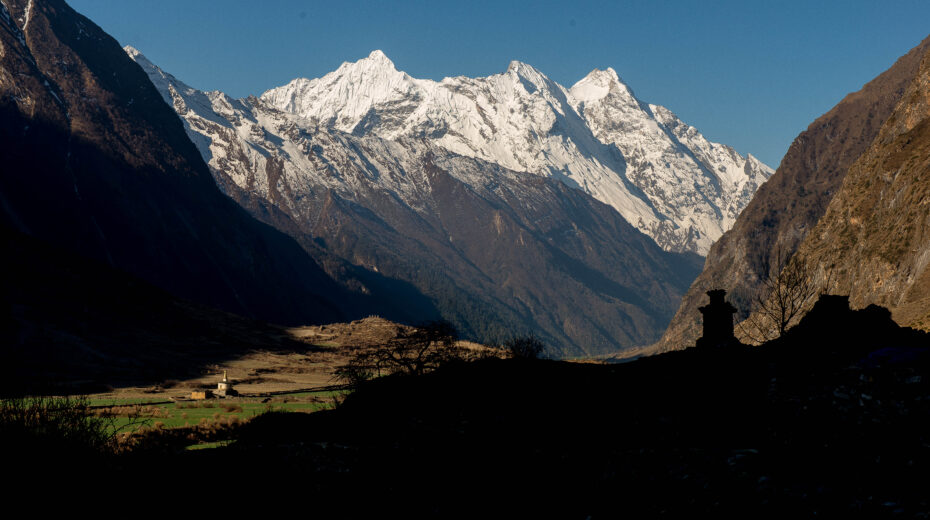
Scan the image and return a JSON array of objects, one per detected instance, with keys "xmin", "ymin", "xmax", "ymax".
[
  {"xmin": 788, "ymin": 48, "xmax": 930, "ymax": 330},
  {"xmin": 0, "ymin": 0, "xmax": 379, "ymax": 326},
  {"xmin": 128, "ymin": 48, "xmax": 704, "ymax": 356},
  {"xmin": 659, "ymin": 35, "xmax": 930, "ymax": 350}
]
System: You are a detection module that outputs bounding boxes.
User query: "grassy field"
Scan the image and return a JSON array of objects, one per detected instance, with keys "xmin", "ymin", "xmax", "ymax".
[
  {"xmin": 0, "ymin": 391, "xmax": 341, "ymax": 451},
  {"xmin": 185, "ymin": 440, "xmax": 234, "ymax": 450},
  {"xmin": 87, "ymin": 397, "xmax": 168, "ymax": 407},
  {"xmin": 90, "ymin": 390, "xmax": 341, "ymax": 434}
]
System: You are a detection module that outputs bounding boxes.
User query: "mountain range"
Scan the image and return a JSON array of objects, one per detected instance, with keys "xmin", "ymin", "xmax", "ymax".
[
  {"xmin": 121, "ymin": 46, "xmax": 778, "ymax": 355},
  {"xmin": 0, "ymin": 0, "xmax": 927, "ymax": 377},
  {"xmin": 257, "ymin": 50, "xmax": 773, "ymax": 255},
  {"xmin": 6, "ymin": 2, "xmax": 930, "ymax": 509},
  {"xmin": 12, "ymin": 0, "xmax": 863, "ymax": 360}
]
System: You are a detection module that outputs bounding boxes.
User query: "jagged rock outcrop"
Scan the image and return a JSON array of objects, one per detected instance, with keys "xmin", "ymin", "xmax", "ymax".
[{"xmin": 659, "ymin": 35, "xmax": 930, "ymax": 350}]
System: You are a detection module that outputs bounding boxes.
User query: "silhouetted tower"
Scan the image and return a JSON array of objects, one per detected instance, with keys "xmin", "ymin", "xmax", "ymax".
[{"xmin": 696, "ymin": 289, "xmax": 737, "ymax": 348}]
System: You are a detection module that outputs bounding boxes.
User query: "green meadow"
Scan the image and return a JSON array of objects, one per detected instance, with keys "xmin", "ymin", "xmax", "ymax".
[{"xmin": 90, "ymin": 391, "xmax": 341, "ymax": 433}]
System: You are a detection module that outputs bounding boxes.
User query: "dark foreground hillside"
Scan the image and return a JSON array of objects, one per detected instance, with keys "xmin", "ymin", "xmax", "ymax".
[{"xmin": 7, "ymin": 296, "xmax": 930, "ymax": 517}]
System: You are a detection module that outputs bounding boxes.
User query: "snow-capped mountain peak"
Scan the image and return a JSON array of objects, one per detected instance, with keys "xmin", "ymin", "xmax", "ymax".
[
  {"xmin": 137, "ymin": 47, "xmax": 772, "ymax": 255},
  {"xmin": 333, "ymin": 48, "xmax": 401, "ymax": 79},
  {"xmin": 364, "ymin": 48, "xmax": 391, "ymax": 63},
  {"xmin": 259, "ymin": 49, "xmax": 417, "ymax": 134},
  {"xmin": 123, "ymin": 44, "xmax": 142, "ymax": 59},
  {"xmin": 570, "ymin": 67, "xmax": 622, "ymax": 102},
  {"xmin": 570, "ymin": 67, "xmax": 641, "ymax": 112},
  {"xmin": 506, "ymin": 60, "xmax": 549, "ymax": 85}
]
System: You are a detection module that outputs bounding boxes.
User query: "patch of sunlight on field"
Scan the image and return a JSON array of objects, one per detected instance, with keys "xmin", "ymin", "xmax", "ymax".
[
  {"xmin": 185, "ymin": 440, "xmax": 235, "ymax": 450},
  {"xmin": 91, "ymin": 390, "xmax": 342, "ymax": 433}
]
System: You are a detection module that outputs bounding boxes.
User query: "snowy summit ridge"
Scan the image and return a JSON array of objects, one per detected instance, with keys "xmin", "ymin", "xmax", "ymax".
[
  {"xmin": 132, "ymin": 47, "xmax": 773, "ymax": 254},
  {"xmin": 258, "ymin": 50, "xmax": 773, "ymax": 254}
]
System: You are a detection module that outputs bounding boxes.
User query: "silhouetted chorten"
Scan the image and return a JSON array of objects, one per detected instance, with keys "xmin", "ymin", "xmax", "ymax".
[{"xmin": 696, "ymin": 289, "xmax": 738, "ymax": 348}]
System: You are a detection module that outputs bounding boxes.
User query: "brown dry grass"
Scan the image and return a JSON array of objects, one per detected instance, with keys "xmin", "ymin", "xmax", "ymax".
[{"xmin": 91, "ymin": 316, "xmax": 501, "ymax": 402}]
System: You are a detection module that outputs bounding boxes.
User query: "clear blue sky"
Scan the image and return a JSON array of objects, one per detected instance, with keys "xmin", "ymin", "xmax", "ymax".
[{"xmin": 69, "ymin": 0, "xmax": 930, "ymax": 168}]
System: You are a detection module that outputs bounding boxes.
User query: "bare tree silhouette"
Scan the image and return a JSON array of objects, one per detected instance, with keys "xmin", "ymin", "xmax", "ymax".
[
  {"xmin": 335, "ymin": 321, "xmax": 463, "ymax": 387},
  {"xmin": 738, "ymin": 248, "xmax": 818, "ymax": 343}
]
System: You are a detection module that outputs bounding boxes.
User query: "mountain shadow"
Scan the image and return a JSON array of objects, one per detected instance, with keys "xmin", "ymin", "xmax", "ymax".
[{"xmin": 0, "ymin": 224, "xmax": 311, "ymax": 396}]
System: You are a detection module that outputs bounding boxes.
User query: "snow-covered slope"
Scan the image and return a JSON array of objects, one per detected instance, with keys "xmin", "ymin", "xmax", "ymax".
[
  {"xmin": 260, "ymin": 50, "xmax": 773, "ymax": 254},
  {"xmin": 571, "ymin": 67, "xmax": 773, "ymax": 252},
  {"xmin": 126, "ymin": 46, "xmax": 532, "ymax": 222}
]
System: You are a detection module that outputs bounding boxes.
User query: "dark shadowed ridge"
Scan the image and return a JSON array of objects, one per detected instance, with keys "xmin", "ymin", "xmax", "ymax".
[{"xmin": 0, "ymin": 0, "xmax": 436, "ymax": 327}]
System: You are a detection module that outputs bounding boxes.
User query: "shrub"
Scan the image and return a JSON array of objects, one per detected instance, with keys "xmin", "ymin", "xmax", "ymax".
[
  {"xmin": 0, "ymin": 395, "xmax": 117, "ymax": 454},
  {"xmin": 502, "ymin": 335, "xmax": 546, "ymax": 359}
]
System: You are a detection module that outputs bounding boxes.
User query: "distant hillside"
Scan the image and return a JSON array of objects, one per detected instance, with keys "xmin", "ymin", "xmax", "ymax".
[
  {"xmin": 788, "ymin": 47, "xmax": 930, "ymax": 330},
  {"xmin": 659, "ymin": 35, "xmax": 930, "ymax": 350}
]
